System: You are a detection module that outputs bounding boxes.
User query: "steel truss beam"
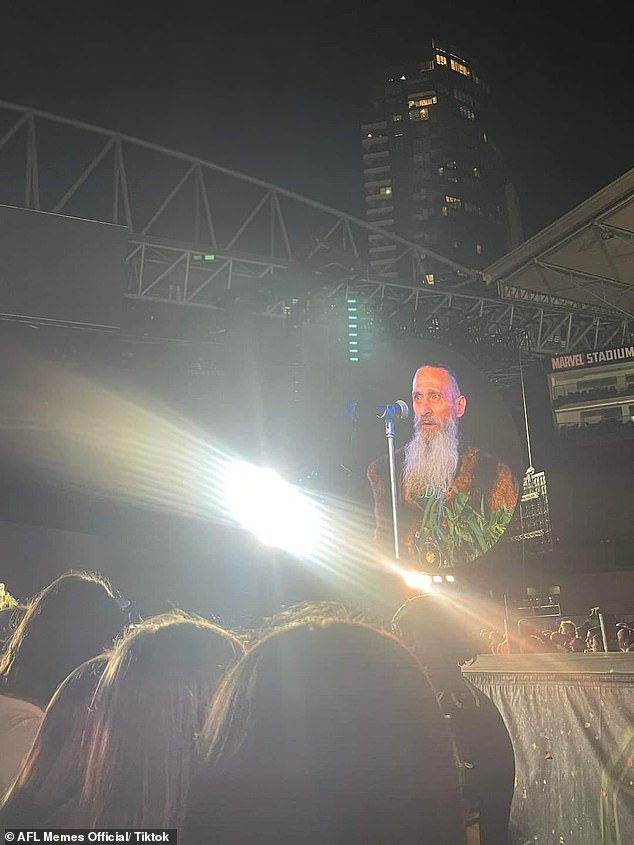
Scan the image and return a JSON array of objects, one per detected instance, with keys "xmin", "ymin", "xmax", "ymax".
[
  {"xmin": 122, "ymin": 235, "xmax": 631, "ymax": 355},
  {"xmin": 0, "ymin": 100, "xmax": 631, "ymax": 359},
  {"xmin": 0, "ymin": 100, "xmax": 476, "ymax": 282}
]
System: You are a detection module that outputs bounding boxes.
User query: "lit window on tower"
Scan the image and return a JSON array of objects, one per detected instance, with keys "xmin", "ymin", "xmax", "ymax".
[
  {"xmin": 473, "ymin": 166, "xmax": 481, "ymax": 178},
  {"xmin": 409, "ymin": 93, "xmax": 438, "ymax": 109},
  {"xmin": 379, "ymin": 185, "xmax": 393, "ymax": 196},
  {"xmin": 441, "ymin": 206, "xmax": 449, "ymax": 217},
  {"xmin": 476, "ymin": 243, "xmax": 483, "ymax": 255},
  {"xmin": 425, "ymin": 273, "xmax": 435, "ymax": 285},
  {"xmin": 409, "ymin": 94, "xmax": 437, "ymax": 123},
  {"xmin": 392, "ymin": 113, "xmax": 402, "ymax": 122},
  {"xmin": 445, "ymin": 195, "xmax": 462, "ymax": 207},
  {"xmin": 450, "ymin": 59, "xmax": 471, "ymax": 77},
  {"xmin": 458, "ymin": 105, "xmax": 476, "ymax": 120},
  {"xmin": 435, "ymin": 53, "xmax": 447, "ymax": 66}
]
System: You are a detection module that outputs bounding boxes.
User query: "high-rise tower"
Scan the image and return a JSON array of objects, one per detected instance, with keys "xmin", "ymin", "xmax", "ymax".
[{"xmin": 361, "ymin": 39, "xmax": 517, "ymax": 281}]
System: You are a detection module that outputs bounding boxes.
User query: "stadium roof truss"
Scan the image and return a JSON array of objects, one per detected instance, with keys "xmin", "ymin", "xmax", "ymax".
[
  {"xmin": 483, "ymin": 168, "xmax": 634, "ymax": 350},
  {"xmin": 0, "ymin": 100, "xmax": 631, "ymax": 356}
]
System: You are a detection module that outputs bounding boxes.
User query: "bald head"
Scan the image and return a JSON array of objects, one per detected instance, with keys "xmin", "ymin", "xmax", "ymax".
[{"xmin": 411, "ymin": 367, "xmax": 466, "ymax": 430}]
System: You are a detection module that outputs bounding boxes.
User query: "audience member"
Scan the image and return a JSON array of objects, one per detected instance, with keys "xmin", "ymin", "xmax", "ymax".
[
  {"xmin": 488, "ymin": 631, "xmax": 504, "ymax": 654},
  {"xmin": 616, "ymin": 624, "xmax": 631, "ymax": 652},
  {"xmin": 393, "ymin": 594, "xmax": 515, "ymax": 845},
  {"xmin": 0, "ymin": 655, "xmax": 107, "ymax": 826},
  {"xmin": 0, "ymin": 560, "xmax": 628, "ymax": 834},
  {"xmin": 79, "ymin": 612, "xmax": 243, "ymax": 828},
  {"xmin": 558, "ymin": 619, "xmax": 576, "ymax": 641},
  {"xmin": 586, "ymin": 627, "xmax": 604, "ymax": 652},
  {"xmin": 187, "ymin": 620, "xmax": 465, "ymax": 845},
  {"xmin": 495, "ymin": 638, "xmax": 509, "ymax": 655},
  {"xmin": 549, "ymin": 632, "xmax": 570, "ymax": 651},
  {"xmin": 259, "ymin": 599, "xmax": 385, "ymax": 635},
  {"xmin": 0, "ymin": 572, "xmax": 127, "ymax": 793}
]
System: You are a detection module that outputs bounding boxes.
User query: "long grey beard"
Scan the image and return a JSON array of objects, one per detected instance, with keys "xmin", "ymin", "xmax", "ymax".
[{"xmin": 402, "ymin": 418, "xmax": 460, "ymax": 502}]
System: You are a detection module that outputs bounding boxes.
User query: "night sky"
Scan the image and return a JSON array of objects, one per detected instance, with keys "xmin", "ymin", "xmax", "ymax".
[{"xmin": 2, "ymin": 3, "xmax": 633, "ymax": 241}]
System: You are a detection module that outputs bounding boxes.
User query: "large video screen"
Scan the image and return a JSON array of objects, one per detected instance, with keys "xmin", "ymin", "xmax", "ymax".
[{"xmin": 353, "ymin": 338, "xmax": 523, "ymax": 569}]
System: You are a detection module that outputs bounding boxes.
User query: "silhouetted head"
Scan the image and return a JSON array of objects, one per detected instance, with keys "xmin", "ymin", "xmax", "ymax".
[
  {"xmin": 260, "ymin": 600, "xmax": 383, "ymax": 634},
  {"xmin": 187, "ymin": 620, "xmax": 464, "ymax": 845},
  {"xmin": 0, "ymin": 572, "xmax": 127, "ymax": 708},
  {"xmin": 0, "ymin": 655, "xmax": 107, "ymax": 827},
  {"xmin": 80, "ymin": 612, "xmax": 243, "ymax": 828},
  {"xmin": 392, "ymin": 593, "xmax": 477, "ymax": 676},
  {"xmin": 0, "ymin": 606, "xmax": 26, "ymax": 648},
  {"xmin": 558, "ymin": 619, "xmax": 576, "ymax": 639}
]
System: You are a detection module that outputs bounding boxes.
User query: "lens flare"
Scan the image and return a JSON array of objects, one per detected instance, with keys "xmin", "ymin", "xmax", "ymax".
[
  {"xmin": 399, "ymin": 568, "xmax": 433, "ymax": 592},
  {"xmin": 224, "ymin": 461, "xmax": 321, "ymax": 556}
]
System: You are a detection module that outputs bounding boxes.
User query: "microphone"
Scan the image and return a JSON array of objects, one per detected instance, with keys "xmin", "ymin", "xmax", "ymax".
[{"xmin": 375, "ymin": 400, "xmax": 409, "ymax": 420}]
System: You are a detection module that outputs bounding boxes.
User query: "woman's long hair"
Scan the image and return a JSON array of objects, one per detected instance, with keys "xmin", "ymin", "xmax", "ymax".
[
  {"xmin": 79, "ymin": 612, "xmax": 243, "ymax": 828},
  {"xmin": 186, "ymin": 621, "xmax": 465, "ymax": 845},
  {"xmin": 0, "ymin": 572, "xmax": 127, "ymax": 708},
  {"xmin": 0, "ymin": 655, "xmax": 107, "ymax": 827}
]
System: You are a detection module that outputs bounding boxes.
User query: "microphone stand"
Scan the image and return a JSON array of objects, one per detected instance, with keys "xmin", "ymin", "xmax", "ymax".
[{"xmin": 383, "ymin": 409, "xmax": 401, "ymax": 560}]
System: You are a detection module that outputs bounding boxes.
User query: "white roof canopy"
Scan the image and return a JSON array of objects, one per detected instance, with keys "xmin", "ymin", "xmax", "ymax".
[{"xmin": 483, "ymin": 169, "xmax": 634, "ymax": 320}]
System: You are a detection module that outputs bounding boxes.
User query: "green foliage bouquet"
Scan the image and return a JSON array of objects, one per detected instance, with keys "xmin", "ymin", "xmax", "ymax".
[
  {"xmin": 413, "ymin": 490, "xmax": 512, "ymax": 568},
  {"xmin": 0, "ymin": 585, "xmax": 19, "ymax": 609}
]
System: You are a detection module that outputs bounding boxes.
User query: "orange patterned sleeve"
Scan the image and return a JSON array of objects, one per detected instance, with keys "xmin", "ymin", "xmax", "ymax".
[
  {"xmin": 367, "ymin": 459, "xmax": 390, "ymax": 545},
  {"xmin": 490, "ymin": 461, "xmax": 519, "ymax": 512}
]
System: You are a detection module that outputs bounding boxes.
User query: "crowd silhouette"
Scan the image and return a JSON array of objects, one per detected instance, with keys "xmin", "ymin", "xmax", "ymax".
[{"xmin": 0, "ymin": 571, "xmax": 522, "ymax": 844}]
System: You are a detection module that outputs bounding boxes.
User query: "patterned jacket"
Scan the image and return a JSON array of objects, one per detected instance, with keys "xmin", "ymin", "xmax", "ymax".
[{"xmin": 367, "ymin": 446, "xmax": 518, "ymax": 564}]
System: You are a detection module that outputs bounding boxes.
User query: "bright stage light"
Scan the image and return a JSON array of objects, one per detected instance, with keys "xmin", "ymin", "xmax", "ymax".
[
  {"xmin": 400, "ymin": 569, "xmax": 433, "ymax": 591},
  {"xmin": 432, "ymin": 575, "xmax": 443, "ymax": 583},
  {"xmin": 225, "ymin": 461, "xmax": 321, "ymax": 556},
  {"xmin": 445, "ymin": 574, "xmax": 455, "ymax": 583}
]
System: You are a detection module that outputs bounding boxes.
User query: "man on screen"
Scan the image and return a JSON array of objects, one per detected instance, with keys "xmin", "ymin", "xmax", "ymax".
[{"xmin": 367, "ymin": 365, "xmax": 518, "ymax": 567}]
